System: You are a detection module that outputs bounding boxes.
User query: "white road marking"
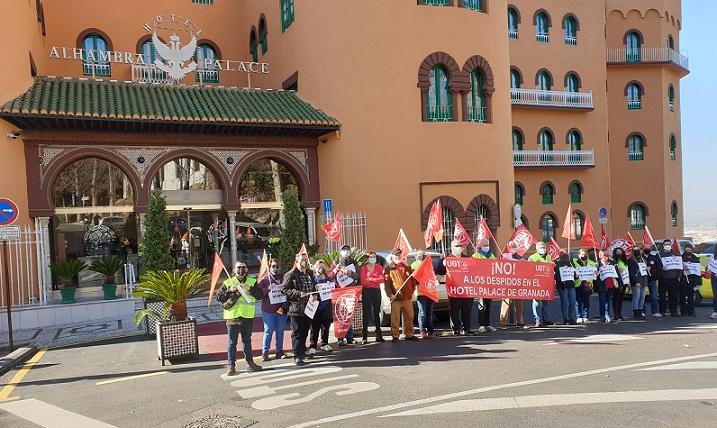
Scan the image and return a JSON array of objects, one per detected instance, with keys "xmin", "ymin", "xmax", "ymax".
[
  {"xmin": 545, "ymin": 334, "xmax": 642, "ymax": 345},
  {"xmin": 0, "ymin": 398, "xmax": 117, "ymax": 427},
  {"xmin": 638, "ymin": 361, "xmax": 717, "ymax": 371},
  {"xmin": 383, "ymin": 388, "xmax": 717, "ymax": 416},
  {"xmin": 237, "ymin": 374, "xmax": 359, "ymax": 399},
  {"xmin": 287, "ymin": 351, "xmax": 717, "ymax": 428},
  {"xmin": 252, "ymin": 382, "xmax": 380, "ymax": 411},
  {"xmin": 95, "ymin": 371, "xmax": 167, "ymax": 385}
]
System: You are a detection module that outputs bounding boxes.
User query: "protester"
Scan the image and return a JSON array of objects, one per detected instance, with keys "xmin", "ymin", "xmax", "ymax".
[
  {"xmin": 411, "ymin": 250, "xmax": 436, "ymax": 338},
  {"xmin": 329, "ymin": 245, "xmax": 360, "ymax": 345},
  {"xmin": 573, "ymin": 248, "xmax": 596, "ymax": 324},
  {"xmin": 595, "ymin": 250, "xmax": 623, "ymax": 323},
  {"xmin": 472, "ymin": 239, "xmax": 497, "ymax": 332},
  {"xmin": 527, "ymin": 241, "xmax": 553, "ymax": 328},
  {"xmin": 499, "ymin": 250, "xmax": 525, "ymax": 329},
  {"xmin": 447, "ymin": 241, "xmax": 475, "ymax": 335},
  {"xmin": 712, "ymin": 248, "xmax": 717, "ymax": 320},
  {"xmin": 360, "ymin": 251, "xmax": 385, "ymax": 343},
  {"xmin": 555, "ymin": 249, "xmax": 577, "ymax": 325},
  {"xmin": 659, "ymin": 239, "xmax": 681, "ymax": 317},
  {"xmin": 627, "ymin": 247, "xmax": 649, "ymax": 320},
  {"xmin": 643, "ymin": 245, "xmax": 663, "ymax": 318},
  {"xmin": 384, "ymin": 248, "xmax": 418, "ymax": 342},
  {"xmin": 309, "ymin": 260, "xmax": 333, "ymax": 354},
  {"xmin": 281, "ymin": 251, "xmax": 317, "ymax": 366},
  {"xmin": 216, "ymin": 261, "xmax": 264, "ymax": 376},
  {"xmin": 258, "ymin": 259, "xmax": 288, "ymax": 361},
  {"xmin": 612, "ymin": 247, "xmax": 629, "ymax": 321},
  {"xmin": 680, "ymin": 243, "xmax": 699, "ymax": 317}
]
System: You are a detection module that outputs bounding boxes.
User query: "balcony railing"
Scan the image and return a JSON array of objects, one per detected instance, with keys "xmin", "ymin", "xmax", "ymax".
[
  {"xmin": 606, "ymin": 47, "xmax": 689, "ymax": 71},
  {"xmin": 421, "ymin": 0, "xmax": 449, "ymax": 5},
  {"xmin": 509, "ymin": 29, "xmax": 519, "ymax": 39},
  {"xmin": 564, "ymin": 36, "xmax": 577, "ymax": 46},
  {"xmin": 628, "ymin": 151, "xmax": 644, "ymax": 161},
  {"xmin": 463, "ymin": 0, "xmax": 484, "ymax": 12},
  {"xmin": 426, "ymin": 104, "xmax": 453, "ymax": 121},
  {"xmin": 131, "ymin": 64, "xmax": 174, "ymax": 84},
  {"xmin": 511, "ymin": 88, "xmax": 593, "ymax": 109},
  {"xmin": 82, "ymin": 62, "xmax": 111, "ymax": 77},
  {"xmin": 627, "ymin": 100, "xmax": 642, "ymax": 110},
  {"xmin": 196, "ymin": 69, "xmax": 219, "ymax": 83},
  {"xmin": 513, "ymin": 150, "xmax": 595, "ymax": 167},
  {"xmin": 467, "ymin": 105, "xmax": 486, "ymax": 123},
  {"xmin": 669, "ymin": 101, "xmax": 675, "ymax": 112},
  {"xmin": 536, "ymin": 32, "xmax": 550, "ymax": 43}
]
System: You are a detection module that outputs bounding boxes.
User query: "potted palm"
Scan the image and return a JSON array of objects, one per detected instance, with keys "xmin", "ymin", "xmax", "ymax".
[
  {"xmin": 50, "ymin": 259, "xmax": 87, "ymax": 304},
  {"xmin": 133, "ymin": 269, "xmax": 210, "ymax": 364},
  {"xmin": 89, "ymin": 256, "xmax": 125, "ymax": 300}
]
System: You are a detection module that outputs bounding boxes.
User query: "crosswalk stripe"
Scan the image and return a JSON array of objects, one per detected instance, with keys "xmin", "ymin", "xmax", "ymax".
[{"xmin": 0, "ymin": 398, "xmax": 116, "ymax": 427}]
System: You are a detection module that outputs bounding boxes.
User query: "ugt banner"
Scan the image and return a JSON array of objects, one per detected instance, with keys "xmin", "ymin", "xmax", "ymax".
[
  {"xmin": 445, "ymin": 257, "xmax": 555, "ymax": 300},
  {"xmin": 331, "ymin": 286, "xmax": 362, "ymax": 339}
]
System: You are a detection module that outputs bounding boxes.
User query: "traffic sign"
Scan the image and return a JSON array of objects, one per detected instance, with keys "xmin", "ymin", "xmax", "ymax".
[
  {"xmin": 0, "ymin": 226, "xmax": 20, "ymax": 241},
  {"xmin": 599, "ymin": 207, "xmax": 608, "ymax": 219},
  {"xmin": 0, "ymin": 198, "xmax": 19, "ymax": 226},
  {"xmin": 323, "ymin": 199, "xmax": 334, "ymax": 215}
]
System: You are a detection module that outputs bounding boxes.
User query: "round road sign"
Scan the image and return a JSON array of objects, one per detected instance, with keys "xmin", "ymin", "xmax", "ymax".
[{"xmin": 0, "ymin": 197, "xmax": 19, "ymax": 226}]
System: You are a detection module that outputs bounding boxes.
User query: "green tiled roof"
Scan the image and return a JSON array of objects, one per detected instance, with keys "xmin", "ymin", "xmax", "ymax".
[{"xmin": 0, "ymin": 76, "xmax": 339, "ymax": 128}]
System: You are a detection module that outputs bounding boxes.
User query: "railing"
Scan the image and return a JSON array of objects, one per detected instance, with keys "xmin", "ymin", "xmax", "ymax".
[
  {"xmin": 131, "ymin": 64, "xmax": 174, "ymax": 84},
  {"xmin": 564, "ymin": 36, "xmax": 577, "ymax": 46},
  {"xmin": 82, "ymin": 62, "xmax": 111, "ymax": 77},
  {"xmin": 321, "ymin": 212, "xmax": 368, "ymax": 254},
  {"xmin": 513, "ymin": 150, "xmax": 595, "ymax": 167},
  {"xmin": 627, "ymin": 100, "xmax": 642, "ymax": 110},
  {"xmin": 606, "ymin": 47, "xmax": 689, "ymax": 71},
  {"xmin": 536, "ymin": 32, "xmax": 550, "ymax": 43},
  {"xmin": 628, "ymin": 151, "xmax": 644, "ymax": 161},
  {"xmin": 669, "ymin": 101, "xmax": 675, "ymax": 112},
  {"xmin": 196, "ymin": 69, "xmax": 219, "ymax": 83},
  {"xmin": 467, "ymin": 105, "xmax": 486, "ymax": 123},
  {"xmin": 426, "ymin": 104, "xmax": 453, "ymax": 121},
  {"xmin": 463, "ymin": 0, "xmax": 484, "ymax": 12},
  {"xmin": 421, "ymin": 0, "xmax": 449, "ymax": 5},
  {"xmin": 509, "ymin": 29, "xmax": 519, "ymax": 39},
  {"xmin": 511, "ymin": 88, "xmax": 593, "ymax": 109},
  {"xmin": 631, "ymin": 222, "xmax": 646, "ymax": 231}
]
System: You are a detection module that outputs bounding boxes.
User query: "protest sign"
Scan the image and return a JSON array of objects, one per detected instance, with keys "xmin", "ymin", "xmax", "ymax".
[
  {"xmin": 268, "ymin": 284, "xmax": 287, "ymax": 305},
  {"xmin": 317, "ymin": 282, "xmax": 336, "ymax": 301},
  {"xmin": 661, "ymin": 256, "xmax": 684, "ymax": 271},
  {"xmin": 598, "ymin": 265, "xmax": 618, "ymax": 281},
  {"xmin": 444, "ymin": 257, "xmax": 554, "ymax": 300},
  {"xmin": 304, "ymin": 296, "xmax": 319, "ymax": 319},
  {"xmin": 577, "ymin": 266, "xmax": 597, "ymax": 281},
  {"xmin": 559, "ymin": 266, "xmax": 576, "ymax": 283}
]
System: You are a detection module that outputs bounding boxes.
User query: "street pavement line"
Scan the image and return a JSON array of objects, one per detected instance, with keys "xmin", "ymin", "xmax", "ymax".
[
  {"xmin": 287, "ymin": 351, "xmax": 717, "ymax": 428},
  {"xmin": 0, "ymin": 398, "xmax": 117, "ymax": 427},
  {"xmin": 95, "ymin": 371, "xmax": 168, "ymax": 385},
  {"xmin": 0, "ymin": 349, "xmax": 47, "ymax": 402},
  {"xmin": 383, "ymin": 388, "xmax": 717, "ymax": 416},
  {"xmin": 638, "ymin": 361, "xmax": 717, "ymax": 371}
]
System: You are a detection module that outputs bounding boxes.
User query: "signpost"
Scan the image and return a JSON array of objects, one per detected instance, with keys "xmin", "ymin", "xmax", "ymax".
[
  {"xmin": 0, "ymin": 197, "xmax": 19, "ymax": 226},
  {"xmin": 323, "ymin": 199, "xmax": 334, "ymax": 216},
  {"xmin": 0, "ymin": 225, "xmax": 20, "ymax": 352},
  {"xmin": 598, "ymin": 207, "xmax": 608, "ymax": 226}
]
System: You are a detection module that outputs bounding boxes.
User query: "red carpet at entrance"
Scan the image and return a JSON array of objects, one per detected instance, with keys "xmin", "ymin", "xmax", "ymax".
[{"xmin": 197, "ymin": 317, "xmax": 293, "ymax": 362}]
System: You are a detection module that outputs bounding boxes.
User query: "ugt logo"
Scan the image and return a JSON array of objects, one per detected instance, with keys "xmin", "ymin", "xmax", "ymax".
[{"xmin": 142, "ymin": 14, "xmax": 203, "ymax": 81}]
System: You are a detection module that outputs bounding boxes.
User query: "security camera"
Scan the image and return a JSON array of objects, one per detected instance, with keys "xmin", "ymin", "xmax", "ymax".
[{"xmin": 6, "ymin": 130, "xmax": 21, "ymax": 139}]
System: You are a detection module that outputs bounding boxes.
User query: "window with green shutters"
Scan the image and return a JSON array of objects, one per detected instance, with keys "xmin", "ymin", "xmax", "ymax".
[
  {"xmin": 572, "ymin": 212, "xmax": 584, "ymax": 240},
  {"xmin": 82, "ymin": 34, "xmax": 111, "ymax": 76},
  {"xmin": 541, "ymin": 214, "xmax": 556, "ymax": 241},
  {"xmin": 422, "ymin": 0, "xmax": 450, "ymax": 6},
  {"xmin": 250, "ymin": 31, "xmax": 258, "ymax": 63},
  {"xmin": 427, "ymin": 65, "xmax": 453, "ymax": 121},
  {"xmin": 196, "ymin": 43, "xmax": 219, "ymax": 83},
  {"xmin": 568, "ymin": 131, "xmax": 581, "ymax": 151},
  {"xmin": 467, "ymin": 70, "xmax": 486, "ymax": 123},
  {"xmin": 668, "ymin": 34, "xmax": 675, "ymax": 50},
  {"xmin": 630, "ymin": 204, "xmax": 646, "ymax": 230},
  {"xmin": 510, "ymin": 69, "xmax": 522, "ymax": 89},
  {"xmin": 627, "ymin": 83, "xmax": 642, "ymax": 110},
  {"xmin": 563, "ymin": 16, "xmax": 577, "ymax": 45},
  {"xmin": 463, "ymin": 0, "xmax": 484, "ymax": 12},
  {"xmin": 538, "ymin": 71, "xmax": 552, "ymax": 91},
  {"xmin": 513, "ymin": 129, "xmax": 524, "ymax": 150},
  {"xmin": 536, "ymin": 12, "xmax": 550, "ymax": 43},
  {"xmin": 541, "ymin": 183, "xmax": 554, "ymax": 205},
  {"xmin": 671, "ymin": 202, "xmax": 678, "ymax": 227},
  {"xmin": 539, "ymin": 130, "xmax": 554, "ymax": 151},
  {"xmin": 281, "ymin": 0, "xmax": 295, "ymax": 32},
  {"xmin": 669, "ymin": 135, "xmax": 677, "ymax": 160},
  {"xmin": 515, "ymin": 184, "xmax": 524, "ymax": 206},
  {"xmin": 259, "ymin": 19, "xmax": 268, "ymax": 54},
  {"xmin": 626, "ymin": 32, "xmax": 642, "ymax": 62},
  {"xmin": 668, "ymin": 85, "xmax": 675, "ymax": 111},
  {"xmin": 570, "ymin": 182, "xmax": 582, "ymax": 203},
  {"xmin": 628, "ymin": 134, "xmax": 644, "ymax": 161},
  {"xmin": 508, "ymin": 7, "xmax": 519, "ymax": 39}
]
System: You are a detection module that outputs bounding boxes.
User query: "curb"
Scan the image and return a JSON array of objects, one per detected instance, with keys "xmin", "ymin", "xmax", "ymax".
[{"xmin": 0, "ymin": 346, "xmax": 37, "ymax": 377}]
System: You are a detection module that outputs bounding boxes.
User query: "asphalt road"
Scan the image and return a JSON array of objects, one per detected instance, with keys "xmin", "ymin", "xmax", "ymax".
[{"xmin": 1, "ymin": 304, "xmax": 716, "ymax": 428}]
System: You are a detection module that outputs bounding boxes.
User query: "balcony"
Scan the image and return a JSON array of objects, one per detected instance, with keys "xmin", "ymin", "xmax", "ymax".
[
  {"xmin": 426, "ymin": 104, "xmax": 453, "ymax": 122},
  {"xmin": 606, "ymin": 48, "xmax": 689, "ymax": 72},
  {"xmin": 466, "ymin": 105, "xmax": 486, "ymax": 123},
  {"xmin": 536, "ymin": 32, "xmax": 550, "ymax": 43},
  {"xmin": 196, "ymin": 69, "xmax": 219, "ymax": 84},
  {"xmin": 131, "ymin": 65, "xmax": 174, "ymax": 85},
  {"xmin": 564, "ymin": 36, "xmax": 577, "ymax": 46},
  {"xmin": 509, "ymin": 29, "xmax": 519, "ymax": 40},
  {"xmin": 82, "ymin": 62, "xmax": 111, "ymax": 77},
  {"xmin": 511, "ymin": 88, "xmax": 593, "ymax": 109},
  {"xmin": 513, "ymin": 150, "xmax": 595, "ymax": 168},
  {"xmin": 627, "ymin": 100, "xmax": 642, "ymax": 110}
]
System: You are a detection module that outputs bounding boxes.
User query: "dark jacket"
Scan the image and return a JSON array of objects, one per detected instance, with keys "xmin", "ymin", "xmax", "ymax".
[
  {"xmin": 281, "ymin": 267, "xmax": 317, "ymax": 317},
  {"xmin": 627, "ymin": 256, "xmax": 649, "ymax": 288},
  {"xmin": 682, "ymin": 253, "xmax": 702, "ymax": 286},
  {"xmin": 554, "ymin": 258, "xmax": 576, "ymax": 289},
  {"xmin": 645, "ymin": 252, "xmax": 663, "ymax": 283}
]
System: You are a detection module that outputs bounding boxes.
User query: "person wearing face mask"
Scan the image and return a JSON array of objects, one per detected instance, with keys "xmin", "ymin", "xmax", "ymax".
[
  {"xmin": 281, "ymin": 251, "xmax": 318, "ymax": 366},
  {"xmin": 446, "ymin": 241, "xmax": 476, "ymax": 335},
  {"xmin": 259, "ymin": 259, "xmax": 288, "ymax": 361},
  {"xmin": 612, "ymin": 248, "xmax": 629, "ymax": 321},
  {"xmin": 711, "ymin": 248, "xmax": 717, "ymax": 320},
  {"xmin": 642, "ymin": 245, "xmax": 663, "ymax": 318},
  {"xmin": 216, "ymin": 261, "xmax": 264, "ymax": 376},
  {"xmin": 680, "ymin": 243, "xmax": 699, "ymax": 317},
  {"xmin": 384, "ymin": 249, "xmax": 418, "ymax": 342},
  {"xmin": 595, "ymin": 250, "xmax": 623, "ymax": 323},
  {"xmin": 555, "ymin": 249, "xmax": 577, "ymax": 325},
  {"xmin": 361, "ymin": 251, "xmax": 386, "ymax": 343},
  {"xmin": 628, "ymin": 248, "xmax": 649, "ymax": 320},
  {"xmin": 527, "ymin": 241, "xmax": 554, "ymax": 328},
  {"xmin": 472, "ymin": 239, "xmax": 497, "ymax": 332},
  {"xmin": 499, "ymin": 251, "xmax": 525, "ymax": 329},
  {"xmin": 410, "ymin": 250, "xmax": 436, "ymax": 339},
  {"xmin": 329, "ymin": 245, "xmax": 360, "ymax": 346},
  {"xmin": 309, "ymin": 260, "xmax": 333, "ymax": 354},
  {"xmin": 573, "ymin": 248, "xmax": 596, "ymax": 324},
  {"xmin": 659, "ymin": 239, "xmax": 681, "ymax": 317}
]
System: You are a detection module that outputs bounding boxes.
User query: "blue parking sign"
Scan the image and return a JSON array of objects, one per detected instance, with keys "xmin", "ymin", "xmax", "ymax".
[{"xmin": 323, "ymin": 199, "xmax": 333, "ymax": 215}]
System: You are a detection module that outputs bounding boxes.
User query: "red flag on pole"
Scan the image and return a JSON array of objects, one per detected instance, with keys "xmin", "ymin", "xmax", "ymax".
[
  {"xmin": 424, "ymin": 201, "xmax": 444, "ymax": 248},
  {"xmin": 332, "ymin": 286, "xmax": 363, "ymax": 339},
  {"xmin": 548, "ymin": 238, "xmax": 562, "ymax": 260},
  {"xmin": 453, "ymin": 218, "xmax": 472, "ymax": 250},
  {"xmin": 503, "ymin": 225, "xmax": 537, "ymax": 258},
  {"xmin": 625, "ymin": 232, "xmax": 637, "ymax": 256},
  {"xmin": 257, "ymin": 250, "xmax": 269, "ymax": 282},
  {"xmin": 643, "ymin": 226, "xmax": 655, "ymax": 247},
  {"xmin": 600, "ymin": 227, "xmax": 612, "ymax": 251},
  {"xmin": 322, "ymin": 213, "xmax": 342, "ymax": 242},
  {"xmin": 393, "ymin": 229, "xmax": 413, "ymax": 263},
  {"xmin": 672, "ymin": 237, "xmax": 681, "ymax": 255},
  {"xmin": 580, "ymin": 216, "xmax": 598, "ymax": 248},
  {"xmin": 561, "ymin": 203, "xmax": 575, "ymax": 240},
  {"xmin": 475, "ymin": 216, "xmax": 494, "ymax": 243},
  {"xmin": 412, "ymin": 256, "xmax": 439, "ymax": 303},
  {"xmin": 208, "ymin": 253, "xmax": 225, "ymax": 306}
]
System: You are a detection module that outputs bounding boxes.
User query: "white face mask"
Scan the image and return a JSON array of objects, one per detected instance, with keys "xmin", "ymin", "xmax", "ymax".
[
  {"xmin": 299, "ymin": 260, "xmax": 308, "ymax": 269},
  {"xmin": 451, "ymin": 248, "xmax": 462, "ymax": 257},
  {"xmin": 368, "ymin": 257, "xmax": 376, "ymax": 264},
  {"xmin": 340, "ymin": 250, "xmax": 350, "ymax": 258},
  {"xmin": 537, "ymin": 248, "xmax": 547, "ymax": 256},
  {"xmin": 481, "ymin": 246, "xmax": 490, "ymax": 253},
  {"xmin": 664, "ymin": 245, "xmax": 672, "ymax": 252}
]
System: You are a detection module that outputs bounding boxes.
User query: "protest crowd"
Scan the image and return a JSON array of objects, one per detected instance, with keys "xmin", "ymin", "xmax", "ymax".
[{"xmin": 211, "ymin": 203, "xmax": 717, "ymax": 375}]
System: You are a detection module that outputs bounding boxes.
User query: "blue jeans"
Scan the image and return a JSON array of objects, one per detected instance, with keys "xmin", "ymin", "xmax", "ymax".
[
  {"xmin": 643, "ymin": 281, "xmax": 659, "ymax": 315},
  {"xmin": 576, "ymin": 285, "xmax": 591, "ymax": 318},
  {"xmin": 227, "ymin": 318, "xmax": 254, "ymax": 366},
  {"xmin": 712, "ymin": 278, "xmax": 717, "ymax": 312},
  {"xmin": 417, "ymin": 296, "xmax": 435, "ymax": 333},
  {"xmin": 338, "ymin": 327, "xmax": 354, "ymax": 343},
  {"xmin": 598, "ymin": 288, "xmax": 614, "ymax": 319},
  {"xmin": 532, "ymin": 299, "xmax": 551, "ymax": 324},
  {"xmin": 557, "ymin": 287, "xmax": 577, "ymax": 322},
  {"xmin": 631, "ymin": 285, "xmax": 648, "ymax": 311},
  {"xmin": 261, "ymin": 310, "xmax": 287, "ymax": 355}
]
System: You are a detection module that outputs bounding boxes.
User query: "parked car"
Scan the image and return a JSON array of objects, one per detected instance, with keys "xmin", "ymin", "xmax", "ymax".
[{"xmin": 694, "ymin": 241, "xmax": 717, "ymax": 257}]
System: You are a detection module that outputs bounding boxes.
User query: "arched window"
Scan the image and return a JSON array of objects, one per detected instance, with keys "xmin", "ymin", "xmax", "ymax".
[
  {"xmin": 626, "ymin": 31, "xmax": 642, "ymax": 62},
  {"xmin": 668, "ymin": 34, "xmax": 675, "ymax": 50},
  {"xmin": 541, "ymin": 213, "xmax": 557, "ymax": 241},
  {"xmin": 567, "ymin": 130, "xmax": 582, "ymax": 151},
  {"xmin": 427, "ymin": 65, "xmax": 452, "ymax": 121},
  {"xmin": 572, "ymin": 211, "xmax": 585, "ymax": 240},
  {"xmin": 541, "ymin": 182, "xmax": 555, "ymax": 205},
  {"xmin": 629, "ymin": 203, "xmax": 647, "ymax": 230},
  {"xmin": 539, "ymin": 129, "xmax": 554, "ymax": 151},
  {"xmin": 249, "ymin": 29, "xmax": 258, "ymax": 63},
  {"xmin": 510, "ymin": 68, "xmax": 522, "ymax": 89},
  {"xmin": 669, "ymin": 135, "xmax": 677, "ymax": 160},
  {"xmin": 570, "ymin": 181, "xmax": 583, "ymax": 203},
  {"xmin": 512, "ymin": 128, "xmax": 524, "ymax": 150},
  {"xmin": 535, "ymin": 11, "xmax": 550, "ymax": 43},
  {"xmin": 467, "ymin": 69, "xmax": 486, "ymax": 123},
  {"xmin": 259, "ymin": 17, "xmax": 268, "ymax": 55},
  {"xmin": 563, "ymin": 15, "xmax": 578, "ymax": 45},
  {"xmin": 515, "ymin": 183, "xmax": 524, "ymax": 205},
  {"xmin": 671, "ymin": 201, "xmax": 678, "ymax": 227},
  {"xmin": 140, "ymin": 39, "xmax": 157, "ymax": 64},
  {"xmin": 628, "ymin": 134, "xmax": 645, "ymax": 161},
  {"xmin": 627, "ymin": 82, "xmax": 643, "ymax": 110},
  {"xmin": 537, "ymin": 71, "xmax": 552, "ymax": 91},
  {"xmin": 668, "ymin": 84, "xmax": 675, "ymax": 111},
  {"xmin": 565, "ymin": 73, "xmax": 580, "ymax": 92},
  {"xmin": 463, "ymin": 0, "xmax": 484, "ymax": 12},
  {"xmin": 82, "ymin": 33, "xmax": 110, "ymax": 76},
  {"xmin": 508, "ymin": 6, "xmax": 520, "ymax": 39},
  {"xmin": 196, "ymin": 43, "xmax": 219, "ymax": 83},
  {"xmin": 281, "ymin": 0, "xmax": 295, "ymax": 32}
]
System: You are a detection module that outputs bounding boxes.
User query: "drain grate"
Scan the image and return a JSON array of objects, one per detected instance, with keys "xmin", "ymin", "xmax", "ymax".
[{"xmin": 184, "ymin": 415, "xmax": 256, "ymax": 428}]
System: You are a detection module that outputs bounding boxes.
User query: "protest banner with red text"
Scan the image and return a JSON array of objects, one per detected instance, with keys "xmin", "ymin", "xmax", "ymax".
[{"xmin": 332, "ymin": 286, "xmax": 363, "ymax": 339}]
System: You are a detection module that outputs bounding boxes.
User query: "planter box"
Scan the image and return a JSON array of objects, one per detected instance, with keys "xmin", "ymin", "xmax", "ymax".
[{"xmin": 156, "ymin": 318, "xmax": 199, "ymax": 366}]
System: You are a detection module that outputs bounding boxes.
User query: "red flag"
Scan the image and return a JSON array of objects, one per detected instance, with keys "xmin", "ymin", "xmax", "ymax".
[
  {"xmin": 625, "ymin": 232, "xmax": 637, "ymax": 256},
  {"xmin": 208, "ymin": 253, "xmax": 225, "ymax": 306},
  {"xmin": 332, "ymin": 286, "xmax": 363, "ymax": 339},
  {"xmin": 424, "ymin": 201, "xmax": 444, "ymax": 248},
  {"xmin": 475, "ymin": 216, "xmax": 494, "ymax": 243},
  {"xmin": 672, "ymin": 237, "xmax": 681, "ymax": 255},
  {"xmin": 393, "ymin": 229, "xmax": 412, "ymax": 263},
  {"xmin": 257, "ymin": 250, "xmax": 269, "ymax": 282},
  {"xmin": 600, "ymin": 227, "xmax": 612, "ymax": 251},
  {"xmin": 643, "ymin": 226, "xmax": 655, "ymax": 247},
  {"xmin": 548, "ymin": 238, "xmax": 562, "ymax": 261},
  {"xmin": 322, "ymin": 213, "xmax": 342, "ymax": 242},
  {"xmin": 580, "ymin": 216, "xmax": 598, "ymax": 248},
  {"xmin": 292, "ymin": 243, "xmax": 310, "ymax": 268},
  {"xmin": 453, "ymin": 218, "xmax": 471, "ymax": 249},
  {"xmin": 561, "ymin": 204, "xmax": 575, "ymax": 240},
  {"xmin": 503, "ymin": 225, "xmax": 537, "ymax": 258},
  {"xmin": 413, "ymin": 256, "xmax": 439, "ymax": 303}
]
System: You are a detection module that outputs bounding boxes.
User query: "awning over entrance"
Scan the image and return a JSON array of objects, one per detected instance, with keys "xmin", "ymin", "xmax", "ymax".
[{"xmin": 0, "ymin": 76, "xmax": 339, "ymax": 137}]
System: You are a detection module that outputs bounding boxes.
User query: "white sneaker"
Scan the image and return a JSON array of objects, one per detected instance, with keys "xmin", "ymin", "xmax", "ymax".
[
  {"xmin": 477, "ymin": 326, "xmax": 487, "ymax": 333},
  {"xmin": 652, "ymin": 313, "xmax": 663, "ymax": 318},
  {"xmin": 307, "ymin": 348, "xmax": 316, "ymax": 356},
  {"xmin": 487, "ymin": 326, "xmax": 497, "ymax": 332},
  {"xmin": 710, "ymin": 312, "xmax": 717, "ymax": 320},
  {"xmin": 576, "ymin": 318, "xmax": 583, "ymax": 324},
  {"xmin": 321, "ymin": 344, "xmax": 333, "ymax": 352},
  {"xmin": 605, "ymin": 315, "xmax": 612, "ymax": 323}
]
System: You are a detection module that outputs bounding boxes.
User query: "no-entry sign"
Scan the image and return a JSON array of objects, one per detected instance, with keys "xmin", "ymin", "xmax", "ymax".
[{"xmin": 0, "ymin": 198, "xmax": 19, "ymax": 226}]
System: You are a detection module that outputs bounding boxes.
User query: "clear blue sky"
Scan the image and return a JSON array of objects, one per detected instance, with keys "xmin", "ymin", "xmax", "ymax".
[{"xmin": 681, "ymin": 1, "xmax": 715, "ymax": 224}]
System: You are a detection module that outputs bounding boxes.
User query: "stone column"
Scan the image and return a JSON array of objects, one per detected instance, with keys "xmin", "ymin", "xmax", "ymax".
[
  {"xmin": 227, "ymin": 210, "xmax": 238, "ymax": 267},
  {"xmin": 138, "ymin": 213, "xmax": 146, "ymax": 243},
  {"xmin": 305, "ymin": 207, "xmax": 316, "ymax": 246},
  {"xmin": 35, "ymin": 217, "xmax": 52, "ymax": 305}
]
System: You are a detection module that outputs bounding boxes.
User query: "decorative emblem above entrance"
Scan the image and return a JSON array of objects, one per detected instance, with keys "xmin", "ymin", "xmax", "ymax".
[{"xmin": 143, "ymin": 14, "xmax": 200, "ymax": 81}]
